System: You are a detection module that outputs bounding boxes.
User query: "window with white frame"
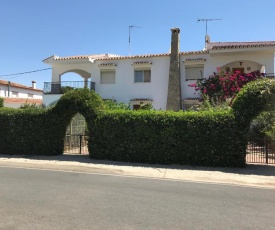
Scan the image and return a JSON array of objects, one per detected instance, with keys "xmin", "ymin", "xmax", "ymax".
[
  {"xmin": 11, "ymin": 91, "xmax": 18, "ymax": 97},
  {"xmin": 134, "ymin": 70, "xmax": 151, "ymax": 83},
  {"xmin": 100, "ymin": 70, "xmax": 116, "ymax": 84},
  {"xmin": 185, "ymin": 65, "xmax": 204, "ymax": 81},
  {"xmin": 28, "ymin": 93, "xmax": 34, "ymax": 98}
]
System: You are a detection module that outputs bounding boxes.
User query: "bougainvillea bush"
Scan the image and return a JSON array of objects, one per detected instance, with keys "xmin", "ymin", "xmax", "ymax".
[{"xmin": 192, "ymin": 69, "xmax": 264, "ymax": 106}]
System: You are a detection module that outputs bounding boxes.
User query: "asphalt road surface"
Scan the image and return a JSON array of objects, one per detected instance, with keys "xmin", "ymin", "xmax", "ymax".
[{"xmin": 0, "ymin": 166, "xmax": 275, "ymax": 230}]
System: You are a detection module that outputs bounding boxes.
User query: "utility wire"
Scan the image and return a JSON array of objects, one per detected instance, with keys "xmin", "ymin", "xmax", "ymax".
[{"xmin": 0, "ymin": 68, "xmax": 52, "ymax": 79}]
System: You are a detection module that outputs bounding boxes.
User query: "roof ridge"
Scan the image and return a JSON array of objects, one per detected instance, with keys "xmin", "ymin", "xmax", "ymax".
[{"xmin": 0, "ymin": 80, "xmax": 42, "ymax": 92}]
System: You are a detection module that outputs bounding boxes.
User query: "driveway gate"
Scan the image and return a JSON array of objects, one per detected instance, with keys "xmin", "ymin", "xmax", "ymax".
[{"xmin": 246, "ymin": 137, "xmax": 275, "ymax": 164}]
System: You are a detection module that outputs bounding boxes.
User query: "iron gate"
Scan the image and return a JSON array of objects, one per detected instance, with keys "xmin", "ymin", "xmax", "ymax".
[
  {"xmin": 64, "ymin": 134, "xmax": 89, "ymax": 155},
  {"xmin": 246, "ymin": 137, "xmax": 275, "ymax": 164},
  {"xmin": 64, "ymin": 113, "xmax": 88, "ymax": 155}
]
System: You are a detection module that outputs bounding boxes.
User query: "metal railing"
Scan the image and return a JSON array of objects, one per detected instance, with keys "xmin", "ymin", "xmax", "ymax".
[
  {"xmin": 246, "ymin": 137, "xmax": 275, "ymax": 164},
  {"xmin": 43, "ymin": 81, "xmax": 95, "ymax": 94},
  {"xmin": 264, "ymin": 73, "xmax": 275, "ymax": 79}
]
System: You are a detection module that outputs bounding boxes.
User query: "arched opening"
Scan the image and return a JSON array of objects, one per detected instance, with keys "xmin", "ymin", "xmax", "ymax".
[
  {"xmin": 64, "ymin": 113, "xmax": 89, "ymax": 155},
  {"xmin": 232, "ymin": 79, "xmax": 275, "ymax": 164},
  {"xmin": 220, "ymin": 60, "xmax": 263, "ymax": 74},
  {"xmin": 59, "ymin": 69, "xmax": 93, "ymax": 92}
]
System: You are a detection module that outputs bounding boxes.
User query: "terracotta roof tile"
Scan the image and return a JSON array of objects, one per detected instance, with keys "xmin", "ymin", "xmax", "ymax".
[
  {"xmin": 53, "ymin": 54, "xmax": 121, "ymax": 61},
  {"xmin": 49, "ymin": 50, "xmax": 209, "ymax": 62},
  {"xmin": 4, "ymin": 98, "xmax": 43, "ymax": 104},
  {"xmin": 0, "ymin": 80, "xmax": 42, "ymax": 92},
  {"xmin": 208, "ymin": 41, "xmax": 275, "ymax": 50},
  {"xmin": 130, "ymin": 98, "xmax": 153, "ymax": 102},
  {"xmin": 183, "ymin": 97, "xmax": 201, "ymax": 101}
]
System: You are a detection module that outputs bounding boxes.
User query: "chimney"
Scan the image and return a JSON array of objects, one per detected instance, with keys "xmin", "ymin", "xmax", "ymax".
[
  {"xmin": 32, "ymin": 81, "xmax": 36, "ymax": 89},
  {"xmin": 166, "ymin": 28, "xmax": 182, "ymax": 111}
]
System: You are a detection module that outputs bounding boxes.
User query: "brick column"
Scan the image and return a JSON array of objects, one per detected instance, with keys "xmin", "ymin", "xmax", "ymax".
[{"xmin": 166, "ymin": 28, "xmax": 182, "ymax": 111}]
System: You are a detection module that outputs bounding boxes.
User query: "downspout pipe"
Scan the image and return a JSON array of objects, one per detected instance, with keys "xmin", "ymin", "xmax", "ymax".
[{"xmin": 8, "ymin": 81, "xmax": 10, "ymax": 97}]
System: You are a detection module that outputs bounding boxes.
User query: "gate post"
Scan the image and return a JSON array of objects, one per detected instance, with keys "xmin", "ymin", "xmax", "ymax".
[
  {"xmin": 265, "ymin": 137, "xmax": 268, "ymax": 164},
  {"xmin": 79, "ymin": 135, "xmax": 83, "ymax": 154}
]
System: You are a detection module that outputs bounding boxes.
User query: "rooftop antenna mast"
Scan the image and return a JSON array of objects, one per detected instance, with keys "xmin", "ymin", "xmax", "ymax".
[
  {"xmin": 197, "ymin": 18, "xmax": 222, "ymax": 48},
  {"xmin": 129, "ymin": 25, "xmax": 142, "ymax": 55}
]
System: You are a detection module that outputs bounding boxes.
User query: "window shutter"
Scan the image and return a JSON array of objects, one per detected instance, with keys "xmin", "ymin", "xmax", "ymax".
[
  {"xmin": 100, "ymin": 71, "xmax": 115, "ymax": 84},
  {"xmin": 144, "ymin": 70, "xmax": 151, "ymax": 82},
  {"xmin": 185, "ymin": 66, "xmax": 204, "ymax": 80}
]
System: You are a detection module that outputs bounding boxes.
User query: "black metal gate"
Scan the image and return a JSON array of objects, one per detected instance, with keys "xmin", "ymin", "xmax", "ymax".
[
  {"xmin": 64, "ymin": 113, "xmax": 89, "ymax": 155},
  {"xmin": 64, "ymin": 134, "xmax": 89, "ymax": 155},
  {"xmin": 246, "ymin": 137, "xmax": 275, "ymax": 164}
]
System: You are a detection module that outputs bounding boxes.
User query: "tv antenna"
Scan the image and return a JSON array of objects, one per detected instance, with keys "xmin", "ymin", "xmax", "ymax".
[
  {"xmin": 197, "ymin": 18, "xmax": 222, "ymax": 47},
  {"xmin": 129, "ymin": 25, "xmax": 142, "ymax": 55}
]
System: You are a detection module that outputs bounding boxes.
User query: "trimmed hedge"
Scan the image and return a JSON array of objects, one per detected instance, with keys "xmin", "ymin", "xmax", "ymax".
[
  {"xmin": 89, "ymin": 110, "xmax": 244, "ymax": 167},
  {"xmin": 0, "ymin": 79, "xmax": 275, "ymax": 167},
  {"xmin": 0, "ymin": 88, "xmax": 103, "ymax": 155},
  {"xmin": 0, "ymin": 97, "xmax": 3, "ymax": 108}
]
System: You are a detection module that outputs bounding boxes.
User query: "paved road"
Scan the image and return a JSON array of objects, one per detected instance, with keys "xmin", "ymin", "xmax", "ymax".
[{"xmin": 0, "ymin": 166, "xmax": 275, "ymax": 230}]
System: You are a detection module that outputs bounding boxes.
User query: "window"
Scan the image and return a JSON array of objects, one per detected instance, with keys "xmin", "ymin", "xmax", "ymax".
[
  {"xmin": 28, "ymin": 93, "xmax": 34, "ymax": 98},
  {"xmin": 100, "ymin": 70, "xmax": 116, "ymax": 84},
  {"xmin": 134, "ymin": 70, "xmax": 151, "ymax": 83},
  {"xmin": 11, "ymin": 91, "xmax": 18, "ymax": 97},
  {"xmin": 185, "ymin": 65, "xmax": 204, "ymax": 80},
  {"xmin": 133, "ymin": 104, "xmax": 141, "ymax": 110}
]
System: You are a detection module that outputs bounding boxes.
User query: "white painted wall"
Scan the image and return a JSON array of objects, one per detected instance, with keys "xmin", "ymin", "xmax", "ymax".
[
  {"xmin": 44, "ymin": 49, "xmax": 275, "ymax": 110},
  {"xmin": 0, "ymin": 85, "xmax": 42, "ymax": 99}
]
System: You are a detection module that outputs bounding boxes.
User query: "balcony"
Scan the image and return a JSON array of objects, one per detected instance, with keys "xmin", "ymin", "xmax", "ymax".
[
  {"xmin": 265, "ymin": 73, "xmax": 275, "ymax": 79},
  {"xmin": 43, "ymin": 81, "xmax": 95, "ymax": 94}
]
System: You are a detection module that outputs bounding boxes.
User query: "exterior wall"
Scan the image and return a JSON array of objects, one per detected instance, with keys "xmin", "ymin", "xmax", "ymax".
[
  {"xmin": 96, "ymin": 57, "xmax": 170, "ymax": 110},
  {"xmin": 45, "ymin": 50, "xmax": 275, "ymax": 110},
  {"xmin": 180, "ymin": 51, "xmax": 274, "ymax": 100},
  {"xmin": 205, "ymin": 52, "xmax": 274, "ymax": 78},
  {"xmin": 43, "ymin": 94, "xmax": 62, "ymax": 106},
  {"xmin": 48, "ymin": 56, "xmax": 170, "ymax": 110},
  {"xmin": 0, "ymin": 84, "xmax": 43, "ymax": 108},
  {"xmin": 180, "ymin": 53, "xmax": 209, "ymax": 99}
]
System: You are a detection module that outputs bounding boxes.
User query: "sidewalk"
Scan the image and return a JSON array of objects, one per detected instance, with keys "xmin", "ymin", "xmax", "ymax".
[{"xmin": 0, "ymin": 154, "xmax": 275, "ymax": 188}]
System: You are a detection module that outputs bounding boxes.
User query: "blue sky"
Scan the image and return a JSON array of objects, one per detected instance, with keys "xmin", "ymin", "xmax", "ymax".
[{"xmin": 1, "ymin": 0, "xmax": 275, "ymax": 89}]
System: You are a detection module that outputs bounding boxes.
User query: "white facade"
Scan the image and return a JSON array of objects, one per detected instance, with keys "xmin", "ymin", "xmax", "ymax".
[
  {"xmin": 0, "ymin": 80, "xmax": 43, "ymax": 108},
  {"xmin": 43, "ymin": 33, "xmax": 275, "ymax": 110}
]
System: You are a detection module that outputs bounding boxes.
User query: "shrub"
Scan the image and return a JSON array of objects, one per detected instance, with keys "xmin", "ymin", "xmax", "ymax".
[
  {"xmin": 0, "ymin": 97, "xmax": 3, "ymax": 108},
  {"xmin": 192, "ymin": 69, "xmax": 263, "ymax": 106},
  {"xmin": 20, "ymin": 103, "xmax": 46, "ymax": 109},
  {"xmin": 103, "ymin": 99, "xmax": 130, "ymax": 110}
]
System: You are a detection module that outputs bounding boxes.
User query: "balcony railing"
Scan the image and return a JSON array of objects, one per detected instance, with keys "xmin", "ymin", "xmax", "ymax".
[
  {"xmin": 264, "ymin": 73, "xmax": 275, "ymax": 79},
  {"xmin": 43, "ymin": 81, "xmax": 95, "ymax": 94}
]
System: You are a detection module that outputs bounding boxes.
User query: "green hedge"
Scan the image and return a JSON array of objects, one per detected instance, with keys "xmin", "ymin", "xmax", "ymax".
[
  {"xmin": 89, "ymin": 110, "xmax": 245, "ymax": 167},
  {"xmin": 0, "ymin": 79, "xmax": 275, "ymax": 167},
  {"xmin": 0, "ymin": 88, "xmax": 103, "ymax": 155},
  {"xmin": 0, "ymin": 97, "xmax": 3, "ymax": 108}
]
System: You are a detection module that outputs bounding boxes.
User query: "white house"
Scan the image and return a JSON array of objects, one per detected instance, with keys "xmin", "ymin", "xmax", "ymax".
[
  {"xmin": 0, "ymin": 80, "xmax": 43, "ymax": 108},
  {"xmin": 42, "ymin": 28, "xmax": 275, "ymax": 110}
]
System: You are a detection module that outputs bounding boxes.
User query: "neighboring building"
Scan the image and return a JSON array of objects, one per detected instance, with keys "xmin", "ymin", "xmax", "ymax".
[
  {"xmin": 42, "ymin": 28, "xmax": 275, "ymax": 110},
  {"xmin": 0, "ymin": 80, "xmax": 43, "ymax": 108}
]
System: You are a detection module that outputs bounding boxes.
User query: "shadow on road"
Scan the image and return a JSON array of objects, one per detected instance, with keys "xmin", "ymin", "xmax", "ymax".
[{"xmin": 0, "ymin": 154, "xmax": 274, "ymax": 177}]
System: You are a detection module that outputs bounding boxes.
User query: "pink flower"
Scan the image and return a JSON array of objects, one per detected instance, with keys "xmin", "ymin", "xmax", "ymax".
[{"xmin": 188, "ymin": 83, "xmax": 197, "ymax": 87}]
